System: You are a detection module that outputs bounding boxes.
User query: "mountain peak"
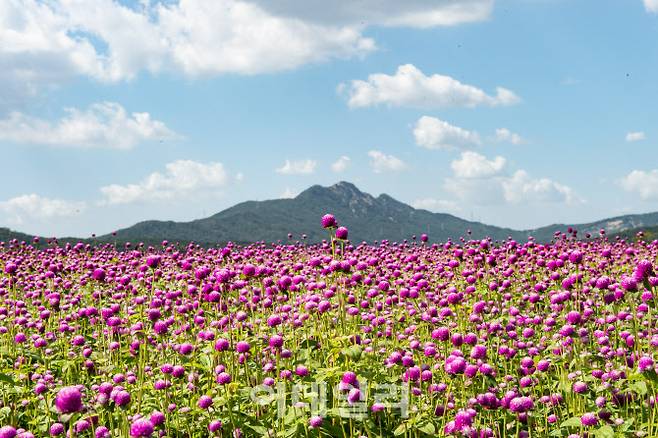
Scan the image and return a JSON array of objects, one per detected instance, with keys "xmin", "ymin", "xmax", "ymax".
[{"xmin": 329, "ymin": 181, "xmax": 364, "ymax": 197}]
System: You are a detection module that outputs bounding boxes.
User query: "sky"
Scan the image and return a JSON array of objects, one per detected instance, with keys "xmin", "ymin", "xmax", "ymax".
[{"xmin": 1, "ymin": 0, "xmax": 658, "ymax": 237}]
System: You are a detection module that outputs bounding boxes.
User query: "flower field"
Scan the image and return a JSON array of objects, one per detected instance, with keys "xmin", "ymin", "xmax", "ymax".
[{"xmin": 1, "ymin": 216, "xmax": 658, "ymax": 437}]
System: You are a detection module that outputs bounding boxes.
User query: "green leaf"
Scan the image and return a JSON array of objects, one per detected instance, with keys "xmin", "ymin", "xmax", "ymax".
[
  {"xmin": 594, "ymin": 425, "xmax": 614, "ymax": 438},
  {"xmin": 417, "ymin": 422, "xmax": 436, "ymax": 435},
  {"xmin": 0, "ymin": 406, "xmax": 11, "ymax": 419},
  {"xmin": 393, "ymin": 423, "xmax": 407, "ymax": 436},
  {"xmin": 0, "ymin": 373, "xmax": 15, "ymax": 385},
  {"xmin": 561, "ymin": 416, "xmax": 582, "ymax": 428},
  {"xmin": 631, "ymin": 381, "xmax": 648, "ymax": 396},
  {"xmin": 246, "ymin": 424, "xmax": 269, "ymax": 436}
]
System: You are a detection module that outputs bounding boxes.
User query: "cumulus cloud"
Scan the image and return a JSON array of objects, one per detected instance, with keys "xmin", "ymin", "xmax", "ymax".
[
  {"xmin": 276, "ymin": 159, "xmax": 317, "ymax": 175},
  {"xmin": 494, "ymin": 128, "xmax": 524, "ymax": 145},
  {"xmin": 443, "ymin": 152, "xmax": 578, "ymax": 205},
  {"xmin": 625, "ymin": 131, "xmax": 646, "ymax": 142},
  {"xmin": 501, "ymin": 170, "xmax": 577, "ymax": 204},
  {"xmin": 0, "ymin": 0, "xmax": 492, "ymax": 106},
  {"xmin": 341, "ymin": 64, "xmax": 520, "ymax": 109},
  {"xmin": 0, "ymin": 102, "xmax": 177, "ymax": 149},
  {"xmin": 368, "ymin": 150, "xmax": 407, "ymax": 173},
  {"xmin": 451, "ymin": 151, "xmax": 506, "ymax": 178},
  {"xmin": 0, "ymin": 194, "xmax": 85, "ymax": 225},
  {"xmin": 621, "ymin": 169, "xmax": 658, "ymax": 200},
  {"xmin": 331, "ymin": 155, "xmax": 351, "ymax": 173},
  {"xmin": 100, "ymin": 160, "xmax": 229, "ymax": 205},
  {"xmin": 413, "ymin": 116, "xmax": 481, "ymax": 150},
  {"xmin": 644, "ymin": 0, "xmax": 658, "ymax": 13},
  {"xmin": 248, "ymin": 0, "xmax": 492, "ymax": 28}
]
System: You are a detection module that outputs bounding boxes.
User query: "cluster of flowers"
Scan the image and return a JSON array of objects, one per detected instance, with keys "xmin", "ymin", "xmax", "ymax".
[{"xmin": 0, "ymin": 218, "xmax": 657, "ymax": 437}]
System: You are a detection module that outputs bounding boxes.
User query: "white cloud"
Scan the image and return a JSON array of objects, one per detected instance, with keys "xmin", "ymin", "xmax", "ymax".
[
  {"xmin": 247, "ymin": 0, "xmax": 492, "ymax": 28},
  {"xmin": 501, "ymin": 170, "xmax": 577, "ymax": 204},
  {"xmin": 495, "ymin": 128, "xmax": 524, "ymax": 145},
  {"xmin": 331, "ymin": 155, "xmax": 351, "ymax": 173},
  {"xmin": 621, "ymin": 169, "xmax": 658, "ymax": 200},
  {"xmin": 625, "ymin": 131, "xmax": 646, "ymax": 142},
  {"xmin": 0, "ymin": 194, "xmax": 85, "ymax": 225},
  {"xmin": 341, "ymin": 64, "xmax": 520, "ymax": 109},
  {"xmin": 444, "ymin": 152, "xmax": 578, "ymax": 205},
  {"xmin": 368, "ymin": 150, "xmax": 407, "ymax": 173},
  {"xmin": 0, "ymin": 102, "xmax": 177, "ymax": 149},
  {"xmin": 413, "ymin": 116, "xmax": 481, "ymax": 150},
  {"xmin": 100, "ymin": 160, "xmax": 229, "ymax": 205},
  {"xmin": 451, "ymin": 151, "xmax": 506, "ymax": 178},
  {"xmin": 644, "ymin": 0, "xmax": 658, "ymax": 13},
  {"xmin": 412, "ymin": 198, "xmax": 462, "ymax": 215},
  {"xmin": 0, "ymin": 0, "xmax": 492, "ymax": 106},
  {"xmin": 276, "ymin": 159, "xmax": 317, "ymax": 175}
]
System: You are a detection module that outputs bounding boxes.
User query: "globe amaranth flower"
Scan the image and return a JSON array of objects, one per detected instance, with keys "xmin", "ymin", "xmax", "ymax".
[
  {"xmin": 49, "ymin": 423, "xmax": 65, "ymax": 436},
  {"xmin": 580, "ymin": 412, "xmax": 598, "ymax": 427},
  {"xmin": 216, "ymin": 372, "xmax": 232, "ymax": 385},
  {"xmin": 0, "ymin": 426, "xmax": 17, "ymax": 438},
  {"xmin": 208, "ymin": 420, "xmax": 222, "ymax": 433},
  {"xmin": 198, "ymin": 395, "xmax": 213, "ymax": 410},
  {"xmin": 309, "ymin": 416, "xmax": 323, "ymax": 428},
  {"xmin": 95, "ymin": 427, "xmax": 110, "ymax": 438},
  {"xmin": 55, "ymin": 386, "xmax": 83, "ymax": 414},
  {"xmin": 509, "ymin": 396, "xmax": 534, "ymax": 413},
  {"xmin": 236, "ymin": 341, "xmax": 250, "ymax": 353},
  {"xmin": 639, "ymin": 356, "xmax": 654, "ymax": 372},
  {"xmin": 146, "ymin": 255, "xmax": 161, "ymax": 269},
  {"xmin": 130, "ymin": 419, "xmax": 154, "ymax": 437},
  {"xmin": 335, "ymin": 227, "xmax": 348, "ymax": 240},
  {"xmin": 321, "ymin": 214, "xmax": 337, "ymax": 228}
]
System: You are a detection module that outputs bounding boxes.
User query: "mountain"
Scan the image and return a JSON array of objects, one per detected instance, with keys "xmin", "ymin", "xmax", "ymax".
[
  {"xmin": 527, "ymin": 212, "xmax": 658, "ymax": 242},
  {"xmin": 2, "ymin": 182, "xmax": 658, "ymax": 246},
  {"xmin": 99, "ymin": 182, "xmax": 524, "ymax": 244}
]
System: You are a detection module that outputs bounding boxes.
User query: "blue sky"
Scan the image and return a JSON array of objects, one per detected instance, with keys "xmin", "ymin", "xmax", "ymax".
[{"xmin": 1, "ymin": 0, "xmax": 658, "ymax": 237}]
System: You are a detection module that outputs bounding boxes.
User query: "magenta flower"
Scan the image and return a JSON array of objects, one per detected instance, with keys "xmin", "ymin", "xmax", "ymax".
[
  {"xmin": 335, "ymin": 227, "xmax": 348, "ymax": 240},
  {"xmin": 130, "ymin": 419, "xmax": 154, "ymax": 437},
  {"xmin": 54, "ymin": 386, "xmax": 83, "ymax": 414},
  {"xmin": 321, "ymin": 214, "xmax": 337, "ymax": 228}
]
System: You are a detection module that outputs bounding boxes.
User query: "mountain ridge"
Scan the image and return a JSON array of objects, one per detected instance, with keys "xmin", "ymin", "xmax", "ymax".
[{"xmin": 2, "ymin": 182, "xmax": 658, "ymax": 245}]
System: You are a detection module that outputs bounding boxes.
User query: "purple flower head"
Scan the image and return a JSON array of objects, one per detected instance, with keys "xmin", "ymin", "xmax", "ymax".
[
  {"xmin": 208, "ymin": 420, "xmax": 222, "ymax": 432},
  {"xmin": 347, "ymin": 388, "xmax": 362, "ymax": 404},
  {"xmin": 130, "ymin": 419, "xmax": 154, "ymax": 437},
  {"xmin": 150, "ymin": 411, "xmax": 165, "ymax": 427},
  {"xmin": 146, "ymin": 255, "xmax": 161, "ymax": 269},
  {"xmin": 0, "ymin": 427, "xmax": 17, "ymax": 438},
  {"xmin": 341, "ymin": 371, "xmax": 359, "ymax": 388},
  {"xmin": 335, "ymin": 227, "xmax": 348, "ymax": 240},
  {"xmin": 214, "ymin": 338, "xmax": 230, "ymax": 352},
  {"xmin": 639, "ymin": 356, "xmax": 654, "ymax": 372},
  {"xmin": 216, "ymin": 372, "xmax": 232, "ymax": 385},
  {"xmin": 269, "ymin": 335, "xmax": 284, "ymax": 349},
  {"xmin": 309, "ymin": 416, "xmax": 323, "ymax": 428},
  {"xmin": 580, "ymin": 412, "xmax": 598, "ymax": 427},
  {"xmin": 509, "ymin": 396, "xmax": 534, "ymax": 413},
  {"xmin": 114, "ymin": 390, "xmax": 131, "ymax": 407},
  {"xmin": 54, "ymin": 386, "xmax": 83, "ymax": 414},
  {"xmin": 95, "ymin": 427, "xmax": 110, "ymax": 438},
  {"xmin": 321, "ymin": 214, "xmax": 337, "ymax": 229},
  {"xmin": 572, "ymin": 381, "xmax": 587, "ymax": 394},
  {"xmin": 198, "ymin": 395, "xmax": 213, "ymax": 409},
  {"xmin": 236, "ymin": 341, "xmax": 251, "ymax": 353},
  {"xmin": 49, "ymin": 423, "xmax": 65, "ymax": 436}
]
